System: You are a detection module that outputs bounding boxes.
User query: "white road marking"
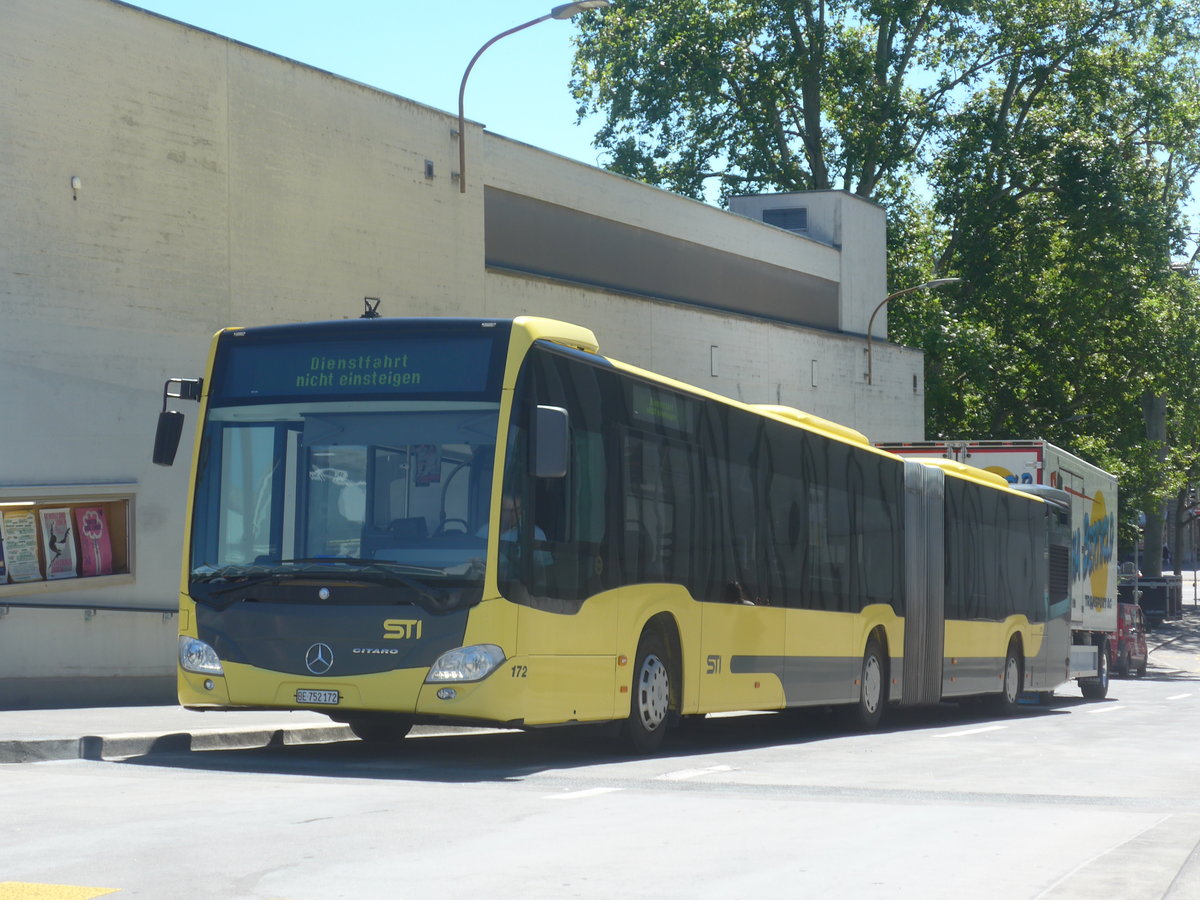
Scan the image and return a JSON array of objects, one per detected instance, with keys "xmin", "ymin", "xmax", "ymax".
[
  {"xmin": 542, "ymin": 788, "xmax": 623, "ymax": 801},
  {"xmin": 932, "ymin": 725, "xmax": 1007, "ymax": 738},
  {"xmin": 655, "ymin": 765, "xmax": 734, "ymax": 781},
  {"xmin": 1084, "ymin": 705, "xmax": 1123, "ymax": 714},
  {"xmin": 1166, "ymin": 693, "xmax": 1193, "ymax": 700}
]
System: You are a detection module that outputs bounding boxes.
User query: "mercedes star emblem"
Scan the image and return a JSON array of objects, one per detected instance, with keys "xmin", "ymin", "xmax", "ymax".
[{"xmin": 305, "ymin": 642, "xmax": 334, "ymax": 675}]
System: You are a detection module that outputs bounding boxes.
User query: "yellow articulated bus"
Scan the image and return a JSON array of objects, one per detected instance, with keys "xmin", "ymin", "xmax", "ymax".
[{"xmin": 153, "ymin": 316, "xmax": 1073, "ymax": 752}]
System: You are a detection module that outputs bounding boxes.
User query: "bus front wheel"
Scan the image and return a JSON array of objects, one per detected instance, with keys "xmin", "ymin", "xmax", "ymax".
[
  {"xmin": 346, "ymin": 716, "xmax": 413, "ymax": 743},
  {"xmin": 624, "ymin": 631, "xmax": 672, "ymax": 754}
]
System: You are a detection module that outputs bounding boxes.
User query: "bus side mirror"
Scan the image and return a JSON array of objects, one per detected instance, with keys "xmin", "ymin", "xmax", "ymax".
[
  {"xmin": 153, "ymin": 411, "xmax": 186, "ymax": 466},
  {"xmin": 532, "ymin": 405, "xmax": 568, "ymax": 479},
  {"xmin": 152, "ymin": 377, "xmax": 203, "ymax": 467}
]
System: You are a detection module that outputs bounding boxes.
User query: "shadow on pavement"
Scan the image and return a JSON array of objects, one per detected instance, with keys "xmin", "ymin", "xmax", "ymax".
[
  {"xmin": 111, "ymin": 607, "xmax": 1200, "ymax": 780},
  {"xmin": 117, "ymin": 697, "xmax": 1069, "ymax": 783}
]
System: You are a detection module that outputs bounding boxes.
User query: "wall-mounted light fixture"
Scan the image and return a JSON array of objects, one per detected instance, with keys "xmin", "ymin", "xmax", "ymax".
[{"xmin": 70, "ymin": 175, "xmax": 82, "ymax": 200}]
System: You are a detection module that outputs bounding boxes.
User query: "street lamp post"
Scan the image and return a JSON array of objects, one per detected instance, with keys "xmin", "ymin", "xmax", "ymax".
[
  {"xmin": 456, "ymin": 1, "xmax": 610, "ymax": 194},
  {"xmin": 865, "ymin": 278, "xmax": 961, "ymax": 385}
]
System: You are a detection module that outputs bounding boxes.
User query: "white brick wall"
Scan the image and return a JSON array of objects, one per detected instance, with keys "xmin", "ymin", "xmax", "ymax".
[{"xmin": 0, "ymin": 0, "xmax": 924, "ymax": 696}]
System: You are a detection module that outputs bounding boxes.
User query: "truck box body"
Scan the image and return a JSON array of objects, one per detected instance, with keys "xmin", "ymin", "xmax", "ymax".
[{"xmin": 877, "ymin": 440, "xmax": 1118, "ymax": 636}]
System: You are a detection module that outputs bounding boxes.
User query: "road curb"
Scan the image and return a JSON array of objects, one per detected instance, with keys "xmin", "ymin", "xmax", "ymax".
[{"xmin": 0, "ymin": 723, "xmax": 354, "ymax": 764}]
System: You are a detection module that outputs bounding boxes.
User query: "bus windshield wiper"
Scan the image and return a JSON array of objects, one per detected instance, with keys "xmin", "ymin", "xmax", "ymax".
[
  {"xmin": 283, "ymin": 558, "xmax": 447, "ymax": 578},
  {"xmin": 270, "ymin": 558, "xmax": 448, "ymax": 608},
  {"xmin": 192, "ymin": 564, "xmax": 278, "ymax": 586},
  {"xmin": 192, "ymin": 559, "xmax": 451, "ymax": 608},
  {"xmin": 197, "ymin": 570, "xmax": 286, "ymax": 596}
]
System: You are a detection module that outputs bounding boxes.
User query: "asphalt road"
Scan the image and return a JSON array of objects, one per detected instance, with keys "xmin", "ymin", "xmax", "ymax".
[
  {"xmin": 2, "ymin": 687, "xmax": 1200, "ymax": 899},
  {"xmin": 2, "ymin": 613, "xmax": 1199, "ymax": 899}
]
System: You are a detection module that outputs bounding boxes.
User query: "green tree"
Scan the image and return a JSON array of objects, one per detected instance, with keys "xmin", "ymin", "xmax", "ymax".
[
  {"xmin": 573, "ymin": 0, "xmax": 1200, "ymax": 552},
  {"xmin": 572, "ymin": 0, "xmax": 991, "ymax": 202},
  {"xmin": 895, "ymin": 8, "xmax": 1200, "ymax": 556}
]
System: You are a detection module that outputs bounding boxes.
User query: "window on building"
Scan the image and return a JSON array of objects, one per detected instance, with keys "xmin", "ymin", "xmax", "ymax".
[
  {"xmin": 0, "ymin": 487, "xmax": 134, "ymax": 596},
  {"xmin": 762, "ymin": 207, "xmax": 808, "ymax": 234}
]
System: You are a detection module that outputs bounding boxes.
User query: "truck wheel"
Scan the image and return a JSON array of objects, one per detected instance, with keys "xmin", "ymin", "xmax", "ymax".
[
  {"xmin": 1117, "ymin": 650, "xmax": 1130, "ymax": 678},
  {"xmin": 1080, "ymin": 641, "xmax": 1110, "ymax": 700}
]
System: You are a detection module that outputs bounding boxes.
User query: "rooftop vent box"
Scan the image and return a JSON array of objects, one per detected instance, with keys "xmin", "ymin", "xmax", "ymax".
[{"xmin": 761, "ymin": 207, "xmax": 808, "ymax": 234}]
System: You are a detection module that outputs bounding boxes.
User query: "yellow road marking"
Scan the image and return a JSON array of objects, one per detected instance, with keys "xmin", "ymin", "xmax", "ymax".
[{"xmin": 0, "ymin": 884, "xmax": 118, "ymax": 900}]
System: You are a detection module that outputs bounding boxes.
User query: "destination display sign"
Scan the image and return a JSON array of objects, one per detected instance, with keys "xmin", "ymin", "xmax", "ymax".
[{"xmin": 212, "ymin": 334, "xmax": 499, "ymax": 402}]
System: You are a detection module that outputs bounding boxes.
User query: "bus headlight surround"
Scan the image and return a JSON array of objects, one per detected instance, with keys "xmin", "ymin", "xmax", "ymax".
[
  {"xmin": 426, "ymin": 644, "xmax": 505, "ymax": 683},
  {"xmin": 179, "ymin": 635, "xmax": 224, "ymax": 675}
]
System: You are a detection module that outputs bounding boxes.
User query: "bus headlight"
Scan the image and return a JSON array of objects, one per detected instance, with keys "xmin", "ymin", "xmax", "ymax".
[
  {"xmin": 426, "ymin": 644, "xmax": 505, "ymax": 683},
  {"xmin": 179, "ymin": 636, "xmax": 224, "ymax": 675}
]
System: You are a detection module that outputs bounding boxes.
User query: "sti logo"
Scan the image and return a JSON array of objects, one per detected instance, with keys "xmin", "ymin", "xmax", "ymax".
[{"xmin": 383, "ymin": 619, "xmax": 423, "ymax": 640}]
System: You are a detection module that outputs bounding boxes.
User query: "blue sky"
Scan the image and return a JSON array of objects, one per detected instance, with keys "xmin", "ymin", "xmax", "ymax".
[{"xmin": 130, "ymin": 0, "xmax": 609, "ymax": 167}]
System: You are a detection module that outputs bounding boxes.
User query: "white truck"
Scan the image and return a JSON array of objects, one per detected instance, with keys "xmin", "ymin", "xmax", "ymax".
[{"xmin": 877, "ymin": 440, "xmax": 1118, "ymax": 699}]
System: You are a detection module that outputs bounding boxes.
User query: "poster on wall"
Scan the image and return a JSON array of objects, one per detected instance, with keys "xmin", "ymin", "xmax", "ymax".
[
  {"xmin": 74, "ymin": 506, "xmax": 114, "ymax": 577},
  {"xmin": 39, "ymin": 507, "xmax": 78, "ymax": 580},
  {"xmin": 1, "ymin": 509, "xmax": 43, "ymax": 583}
]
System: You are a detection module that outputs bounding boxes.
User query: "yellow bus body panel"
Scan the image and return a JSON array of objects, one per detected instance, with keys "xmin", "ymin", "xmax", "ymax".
[
  {"xmin": 460, "ymin": 595, "xmax": 519, "ymax": 653},
  {"xmin": 943, "ymin": 616, "xmax": 1038, "ymax": 659},
  {"xmin": 697, "ymin": 603, "xmax": 787, "ymax": 713}
]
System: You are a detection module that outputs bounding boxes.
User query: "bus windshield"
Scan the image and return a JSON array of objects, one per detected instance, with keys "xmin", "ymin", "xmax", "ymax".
[
  {"xmin": 188, "ymin": 400, "xmax": 500, "ymax": 604},
  {"xmin": 184, "ymin": 321, "xmax": 509, "ymax": 608}
]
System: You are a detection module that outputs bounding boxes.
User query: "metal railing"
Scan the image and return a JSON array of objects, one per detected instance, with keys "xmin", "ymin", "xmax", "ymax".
[{"xmin": 0, "ymin": 601, "xmax": 174, "ymax": 615}]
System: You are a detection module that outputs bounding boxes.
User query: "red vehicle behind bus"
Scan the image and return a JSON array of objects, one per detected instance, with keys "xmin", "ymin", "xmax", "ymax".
[{"xmin": 1112, "ymin": 602, "xmax": 1148, "ymax": 677}]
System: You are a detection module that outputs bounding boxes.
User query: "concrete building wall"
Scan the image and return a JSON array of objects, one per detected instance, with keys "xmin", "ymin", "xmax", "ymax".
[
  {"xmin": 0, "ymin": 0, "xmax": 924, "ymax": 705},
  {"xmin": 727, "ymin": 191, "xmax": 890, "ymax": 337}
]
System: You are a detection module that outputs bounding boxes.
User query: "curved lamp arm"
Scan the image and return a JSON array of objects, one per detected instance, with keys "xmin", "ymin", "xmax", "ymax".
[
  {"xmin": 866, "ymin": 278, "xmax": 961, "ymax": 385},
  {"xmin": 457, "ymin": 1, "xmax": 611, "ymax": 194}
]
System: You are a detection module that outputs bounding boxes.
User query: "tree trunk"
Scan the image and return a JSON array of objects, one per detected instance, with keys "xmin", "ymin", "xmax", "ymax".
[
  {"xmin": 1173, "ymin": 487, "xmax": 1188, "ymax": 576},
  {"xmin": 1142, "ymin": 393, "xmax": 1168, "ymax": 578}
]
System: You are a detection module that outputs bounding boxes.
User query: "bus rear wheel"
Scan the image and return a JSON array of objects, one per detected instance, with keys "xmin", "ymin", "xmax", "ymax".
[
  {"xmin": 845, "ymin": 636, "xmax": 886, "ymax": 731},
  {"xmin": 988, "ymin": 642, "xmax": 1023, "ymax": 714},
  {"xmin": 623, "ymin": 631, "xmax": 672, "ymax": 754}
]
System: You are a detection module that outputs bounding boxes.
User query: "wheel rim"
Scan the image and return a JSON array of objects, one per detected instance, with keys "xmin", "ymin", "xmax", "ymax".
[
  {"xmin": 1004, "ymin": 655, "xmax": 1020, "ymax": 703},
  {"xmin": 636, "ymin": 653, "xmax": 670, "ymax": 732},
  {"xmin": 862, "ymin": 653, "xmax": 882, "ymax": 714}
]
